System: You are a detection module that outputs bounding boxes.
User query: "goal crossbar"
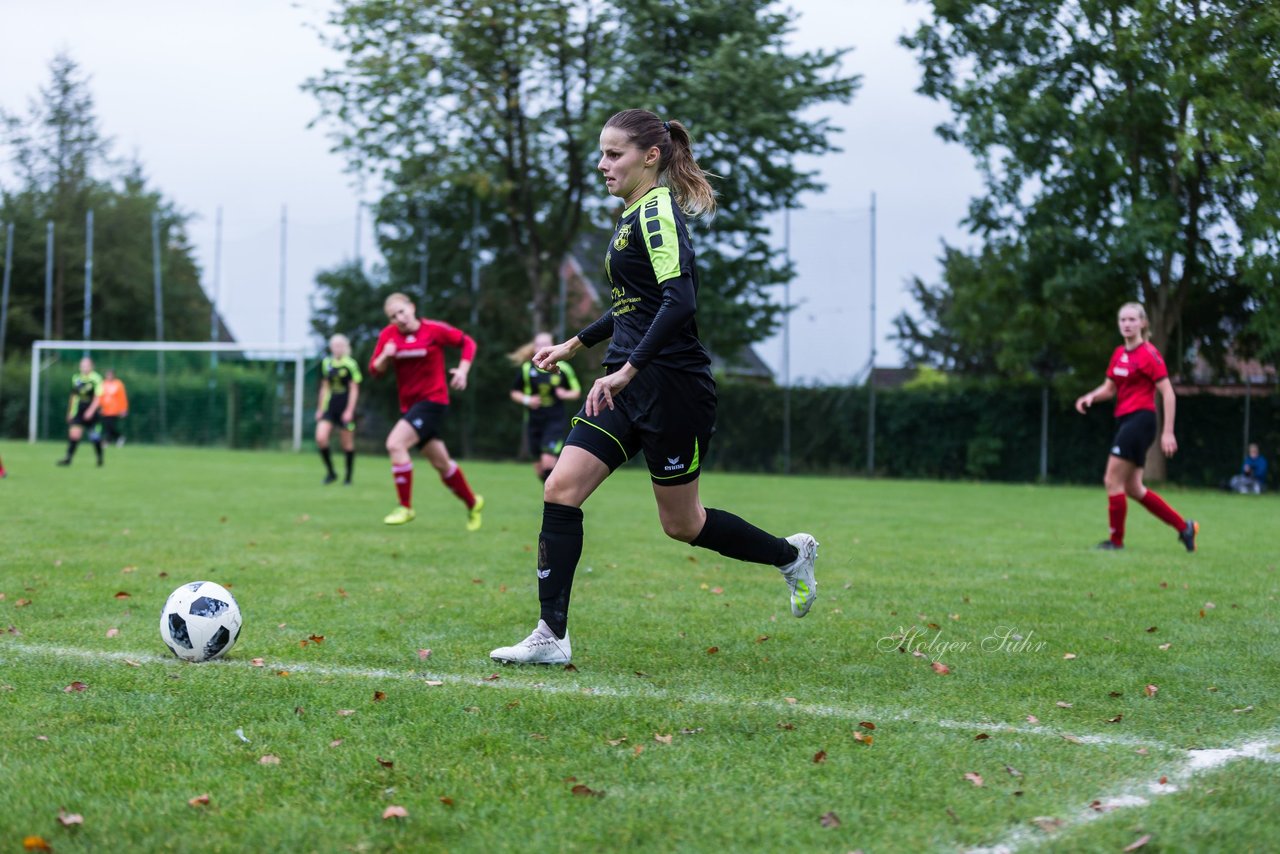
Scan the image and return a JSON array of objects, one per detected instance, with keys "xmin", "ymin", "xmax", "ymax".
[{"xmin": 29, "ymin": 340, "xmax": 312, "ymax": 450}]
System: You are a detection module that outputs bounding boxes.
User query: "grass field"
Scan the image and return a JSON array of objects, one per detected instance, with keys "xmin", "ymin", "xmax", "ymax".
[{"xmin": 2, "ymin": 441, "xmax": 1277, "ymax": 852}]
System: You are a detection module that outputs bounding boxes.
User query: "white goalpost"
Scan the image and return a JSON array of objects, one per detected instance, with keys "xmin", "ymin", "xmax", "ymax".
[{"xmin": 29, "ymin": 340, "xmax": 313, "ymax": 450}]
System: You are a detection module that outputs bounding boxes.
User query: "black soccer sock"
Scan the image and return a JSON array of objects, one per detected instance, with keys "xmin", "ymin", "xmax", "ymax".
[
  {"xmin": 537, "ymin": 502, "xmax": 584, "ymax": 639},
  {"xmin": 344, "ymin": 451, "xmax": 355, "ymax": 481},
  {"xmin": 690, "ymin": 508, "xmax": 797, "ymax": 567},
  {"xmin": 65, "ymin": 439, "xmax": 79, "ymax": 460},
  {"xmin": 93, "ymin": 440, "xmax": 103, "ymax": 465},
  {"xmin": 319, "ymin": 447, "xmax": 335, "ymax": 476}
]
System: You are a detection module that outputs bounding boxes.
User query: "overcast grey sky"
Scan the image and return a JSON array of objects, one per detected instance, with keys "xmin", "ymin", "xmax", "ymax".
[{"xmin": 2, "ymin": 0, "xmax": 981, "ymax": 382}]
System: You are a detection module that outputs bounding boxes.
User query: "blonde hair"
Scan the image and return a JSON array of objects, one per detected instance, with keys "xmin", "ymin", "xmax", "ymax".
[
  {"xmin": 604, "ymin": 109, "xmax": 717, "ymax": 219},
  {"xmin": 1118, "ymin": 302, "xmax": 1151, "ymax": 341},
  {"xmin": 328, "ymin": 333, "xmax": 351, "ymax": 358},
  {"xmin": 384, "ymin": 292, "xmax": 412, "ymax": 311},
  {"xmin": 507, "ymin": 332, "xmax": 553, "ymax": 366}
]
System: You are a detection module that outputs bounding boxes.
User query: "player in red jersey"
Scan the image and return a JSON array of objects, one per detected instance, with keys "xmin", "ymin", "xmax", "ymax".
[
  {"xmin": 369, "ymin": 292, "xmax": 484, "ymax": 530},
  {"xmin": 1075, "ymin": 302, "xmax": 1198, "ymax": 551}
]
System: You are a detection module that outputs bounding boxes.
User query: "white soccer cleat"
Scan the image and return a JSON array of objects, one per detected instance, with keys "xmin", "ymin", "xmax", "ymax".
[
  {"xmin": 778, "ymin": 533, "xmax": 819, "ymax": 618},
  {"xmin": 489, "ymin": 620, "xmax": 572, "ymax": 665}
]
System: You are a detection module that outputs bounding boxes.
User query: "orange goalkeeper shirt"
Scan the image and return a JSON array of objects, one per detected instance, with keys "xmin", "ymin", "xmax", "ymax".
[{"xmin": 100, "ymin": 378, "xmax": 129, "ymax": 416}]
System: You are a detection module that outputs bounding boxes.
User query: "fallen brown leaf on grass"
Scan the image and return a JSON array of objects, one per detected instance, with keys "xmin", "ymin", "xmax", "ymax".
[
  {"xmin": 571, "ymin": 784, "xmax": 605, "ymax": 798},
  {"xmin": 1026, "ymin": 715, "xmax": 1040, "ymax": 724},
  {"xmin": 337, "ymin": 709, "xmax": 356, "ymax": 716},
  {"xmin": 423, "ymin": 680, "xmax": 444, "ymax": 687},
  {"xmin": 122, "ymin": 659, "xmax": 140, "ymax": 668},
  {"xmin": 680, "ymin": 727, "xmax": 704, "ymax": 735},
  {"xmin": 1056, "ymin": 701, "xmax": 1072, "ymax": 708},
  {"xmin": 417, "ymin": 648, "xmax": 431, "ymax": 660},
  {"xmin": 57, "ymin": 810, "xmax": 84, "ymax": 826},
  {"xmin": 607, "ymin": 737, "xmax": 628, "ymax": 746},
  {"xmin": 852, "ymin": 731, "xmax": 873, "ymax": 745},
  {"xmin": 932, "ymin": 661, "xmax": 950, "ymax": 675},
  {"xmin": 309, "ymin": 634, "xmax": 325, "ymax": 644},
  {"xmin": 1005, "ymin": 764, "xmax": 1022, "ymax": 777},
  {"xmin": 654, "ymin": 733, "xmax": 673, "ymax": 744},
  {"xmin": 813, "ymin": 750, "xmax": 827, "ymax": 763},
  {"xmin": 1063, "ymin": 653, "xmax": 1077, "ymax": 660},
  {"xmin": 63, "ymin": 681, "xmax": 88, "ymax": 693},
  {"xmin": 1123, "ymin": 834, "xmax": 1152, "ymax": 851},
  {"xmin": 1144, "ymin": 684, "xmax": 1158, "ymax": 698},
  {"xmin": 974, "ymin": 733, "xmax": 990, "ymax": 741},
  {"xmin": 963, "ymin": 772, "xmax": 983, "ymax": 787},
  {"xmin": 16, "ymin": 598, "xmax": 32, "ymax": 607},
  {"xmin": 1061, "ymin": 734, "xmax": 1083, "ymax": 744},
  {"xmin": 706, "ymin": 646, "xmax": 719, "ymax": 654},
  {"xmin": 105, "ymin": 628, "xmax": 119, "ymax": 638},
  {"xmin": 784, "ymin": 697, "xmax": 798, "ymax": 705},
  {"xmin": 23, "ymin": 837, "xmax": 51, "ymax": 851},
  {"xmin": 113, "ymin": 591, "xmax": 130, "ymax": 599},
  {"xmin": 439, "ymin": 796, "xmax": 454, "ymax": 806},
  {"xmin": 858, "ymin": 721, "xmax": 876, "ymax": 730},
  {"xmin": 1158, "ymin": 643, "xmax": 1172, "ymax": 650},
  {"xmin": 373, "ymin": 691, "xmax": 387, "ymax": 701},
  {"xmin": 250, "ymin": 658, "xmax": 265, "ymax": 667},
  {"xmin": 756, "ymin": 635, "xmax": 770, "ymax": 643},
  {"xmin": 1106, "ymin": 714, "xmax": 1124, "ymax": 724},
  {"xmin": 381, "ymin": 805, "xmax": 408, "ymax": 820},
  {"xmin": 633, "ymin": 744, "xmax": 645, "ymax": 756},
  {"xmin": 483, "ymin": 674, "xmax": 501, "ymax": 682},
  {"xmin": 819, "ymin": 811, "xmax": 841, "ymax": 828},
  {"xmin": 564, "ymin": 663, "xmax": 579, "ymax": 672},
  {"xmin": 1233, "ymin": 705, "xmax": 1254, "ymax": 713},
  {"xmin": 376, "ymin": 757, "xmax": 394, "ymax": 769},
  {"xmin": 711, "ymin": 587, "xmax": 724, "ymax": 595},
  {"xmin": 1031, "ymin": 816, "xmax": 1064, "ymax": 832},
  {"xmin": 1158, "ymin": 775, "xmax": 1168, "ymax": 785},
  {"xmin": 329, "ymin": 739, "xmax": 343, "ymax": 748},
  {"xmin": 188, "ymin": 794, "xmax": 211, "ymax": 808},
  {"xmin": 777, "ymin": 722, "xmax": 796, "ymax": 731},
  {"xmin": 259, "ymin": 755, "xmax": 280, "ymax": 765},
  {"xmin": 1146, "ymin": 626, "xmax": 1158, "ymax": 633}
]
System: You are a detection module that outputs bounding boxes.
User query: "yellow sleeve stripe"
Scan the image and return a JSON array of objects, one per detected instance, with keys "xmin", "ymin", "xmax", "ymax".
[{"xmin": 642, "ymin": 191, "xmax": 681, "ymax": 284}]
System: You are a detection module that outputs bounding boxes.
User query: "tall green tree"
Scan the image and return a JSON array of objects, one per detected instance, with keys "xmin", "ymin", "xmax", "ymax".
[
  {"xmin": 898, "ymin": 0, "xmax": 1280, "ymax": 374},
  {"xmin": 306, "ymin": 0, "xmax": 858, "ymax": 359},
  {"xmin": 0, "ymin": 52, "xmax": 212, "ymax": 352}
]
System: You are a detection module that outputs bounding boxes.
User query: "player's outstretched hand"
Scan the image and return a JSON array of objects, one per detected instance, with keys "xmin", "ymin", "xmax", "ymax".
[{"xmin": 449, "ymin": 364, "xmax": 470, "ymax": 391}]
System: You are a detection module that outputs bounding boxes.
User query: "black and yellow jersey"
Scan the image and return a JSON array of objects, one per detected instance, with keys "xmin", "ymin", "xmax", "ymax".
[
  {"xmin": 577, "ymin": 186, "xmax": 711, "ymax": 374},
  {"xmin": 71, "ymin": 371, "xmax": 103, "ymax": 405},
  {"xmin": 513, "ymin": 361, "xmax": 580, "ymax": 415},
  {"xmin": 321, "ymin": 355, "xmax": 363, "ymax": 395}
]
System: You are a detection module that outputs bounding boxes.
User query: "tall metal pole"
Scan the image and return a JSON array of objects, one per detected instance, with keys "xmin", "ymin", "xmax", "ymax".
[
  {"xmin": 782, "ymin": 207, "xmax": 792, "ymax": 475},
  {"xmin": 354, "ymin": 198, "xmax": 362, "ymax": 267},
  {"xmin": 0, "ymin": 223, "xmax": 13, "ymax": 398},
  {"xmin": 210, "ymin": 206, "xmax": 222, "ymax": 368},
  {"xmin": 83, "ymin": 209, "xmax": 94, "ymax": 347},
  {"xmin": 153, "ymin": 211, "xmax": 168, "ymax": 441},
  {"xmin": 44, "ymin": 221, "xmax": 54, "ymax": 339},
  {"xmin": 279, "ymin": 204, "xmax": 288, "ymax": 346},
  {"xmin": 418, "ymin": 212, "xmax": 429, "ymax": 301},
  {"xmin": 867, "ymin": 192, "xmax": 877, "ymax": 475}
]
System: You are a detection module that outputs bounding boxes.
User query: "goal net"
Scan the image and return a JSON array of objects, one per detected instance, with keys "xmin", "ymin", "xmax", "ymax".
[{"xmin": 29, "ymin": 341, "xmax": 317, "ymax": 450}]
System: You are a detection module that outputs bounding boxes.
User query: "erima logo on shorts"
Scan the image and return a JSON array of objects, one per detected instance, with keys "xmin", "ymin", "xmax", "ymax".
[
  {"xmin": 412, "ymin": 419, "xmax": 424, "ymax": 428},
  {"xmin": 664, "ymin": 456, "xmax": 684, "ymax": 472},
  {"xmin": 537, "ymin": 568, "xmax": 551, "ymax": 579}
]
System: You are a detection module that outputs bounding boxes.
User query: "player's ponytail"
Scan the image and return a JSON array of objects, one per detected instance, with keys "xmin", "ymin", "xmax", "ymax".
[
  {"xmin": 604, "ymin": 109, "xmax": 717, "ymax": 219},
  {"xmin": 507, "ymin": 341, "xmax": 537, "ymax": 366}
]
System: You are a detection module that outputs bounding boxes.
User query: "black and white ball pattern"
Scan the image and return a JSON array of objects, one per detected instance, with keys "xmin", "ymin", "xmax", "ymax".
[{"xmin": 159, "ymin": 581, "xmax": 242, "ymax": 662}]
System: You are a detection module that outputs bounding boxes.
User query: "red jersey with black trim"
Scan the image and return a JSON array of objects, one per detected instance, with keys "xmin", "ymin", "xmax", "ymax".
[
  {"xmin": 1106, "ymin": 341, "xmax": 1168, "ymax": 418},
  {"xmin": 370, "ymin": 319, "xmax": 477, "ymax": 412}
]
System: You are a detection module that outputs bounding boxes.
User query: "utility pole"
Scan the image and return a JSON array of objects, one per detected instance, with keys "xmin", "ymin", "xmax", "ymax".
[
  {"xmin": 782, "ymin": 207, "xmax": 792, "ymax": 475},
  {"xmin": 153, "ymin": 211, "xmax": 168, "ymax": 440},
  {"xmin": 866, "ymin": 192, "xmax": 877, "ymax": 475},
  {"xmin": 83, "ymin": 209, "xmax": 94, "ymax": 347}
]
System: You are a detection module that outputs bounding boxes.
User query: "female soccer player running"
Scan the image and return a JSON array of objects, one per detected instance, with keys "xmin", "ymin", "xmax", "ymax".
[
  {"xmin": 369, "ymin": 293, "xmax": 483, "ymax": 530},
  {"xmin": 490, "ymin": 109, "xmax": 818, "ymax": 665},
  {"xmin": 1075, "ymin": 302, "xmax": 1198, "ymax": 551},
  {"xmin": 509, "ymin": 331, "xmax": 581, "ymax": 482},
  {"xmin": 315, "ymin": 333, "xmax": 362, "ymax": 485}
]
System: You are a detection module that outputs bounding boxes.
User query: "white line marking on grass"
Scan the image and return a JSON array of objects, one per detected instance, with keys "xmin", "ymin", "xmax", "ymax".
[
  {"xmin": 0, "ymin": 641, "xmax": 1180, "ymax": 753},
  {"xmin": 966, "ymin": 737, "xmax": 1280, "ymax": 854}
]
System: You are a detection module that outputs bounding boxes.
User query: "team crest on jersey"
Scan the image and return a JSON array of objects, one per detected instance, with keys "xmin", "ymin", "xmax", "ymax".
[{"xmin": 613, "ymin": 223, "xmax": 631, "ymax": 251}]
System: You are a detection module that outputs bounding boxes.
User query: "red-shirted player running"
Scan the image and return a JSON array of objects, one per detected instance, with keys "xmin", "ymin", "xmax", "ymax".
[
  {"xmin": 369, "ymin": 292, "xmax": 484, "ymax": 530},
  {"xmin": 1075, "ymin": 302, "xmax": 1198, "ymax": 551}
]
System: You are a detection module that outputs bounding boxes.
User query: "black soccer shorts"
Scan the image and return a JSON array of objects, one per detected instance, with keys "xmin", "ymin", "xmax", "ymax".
[
  {"xmin": 565, "ymin": 364, "xmax": 716, "ymax": 486},
  {"xmin": 1109, "ymin": 409, "xmax": 1157, "ymax": 466}
]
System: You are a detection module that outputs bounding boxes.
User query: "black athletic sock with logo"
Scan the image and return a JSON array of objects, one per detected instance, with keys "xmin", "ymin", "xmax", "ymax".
[
  {"xmin": 538, "ymin": 502, "xmax": 584, "ymax": 639},
  {"xmin": 65, "ymin": 439, "xmax": 79, "ymax": 461},
  {"xmin": 344, "ymin": 451, "xmax": 355, "ymax": 482},
  {"xmin": 691, "ymin": 508, "xmax": 797, "ymax": 567},
  {"xmin": 319, "ymin": 447, "xmax": 335, "ymax": 476}
]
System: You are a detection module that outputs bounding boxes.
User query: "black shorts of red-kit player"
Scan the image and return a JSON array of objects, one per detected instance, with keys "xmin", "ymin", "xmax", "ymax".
[
  {"xmin": 1110, "ymin": 410, "xmax": 1157, "ymax": 466},
  {"xmin": 401, "ymin": 400, "xmax": 448, "ymax": 450},
  {"xmin": 537, "ymin": 502, "xmax": 584, "ymax": 639}
]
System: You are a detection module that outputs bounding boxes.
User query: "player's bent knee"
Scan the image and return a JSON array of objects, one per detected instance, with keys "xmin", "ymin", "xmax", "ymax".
[{"xmin": 660, "ymin": 518, "xmax": 700, "ymax": 543}]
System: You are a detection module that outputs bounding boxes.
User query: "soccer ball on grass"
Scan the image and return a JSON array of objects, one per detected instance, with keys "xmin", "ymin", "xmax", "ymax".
[{"xmin": 159, "ymin": 581, "xmax": 242, "ymax": 662}]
